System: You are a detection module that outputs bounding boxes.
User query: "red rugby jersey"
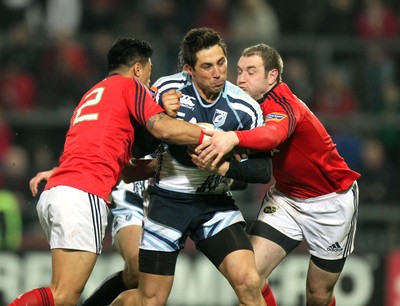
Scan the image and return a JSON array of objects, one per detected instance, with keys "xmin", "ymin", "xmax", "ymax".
[
  {"xmin": 45, "ymin": 75, "xmax": 164, "ymax": 201},
  {"xmin": 236, "ymin": 82, "xmax": 360, "ymax": 198}
]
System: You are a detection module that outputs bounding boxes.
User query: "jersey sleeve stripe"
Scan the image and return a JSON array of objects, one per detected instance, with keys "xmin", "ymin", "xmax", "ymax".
[
  {"xmin": 270, "ymin": 92, "xmax": 296, "ymax": 136},
  {"xmin": 134, "ymin": 80, "xmax": 147, "ymax": 125}
]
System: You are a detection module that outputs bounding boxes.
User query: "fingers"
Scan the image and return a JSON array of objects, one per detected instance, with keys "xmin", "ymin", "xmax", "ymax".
[
  {"xmin": 29, "ymin": 168, "xmax": 56, "ymax": 197},
  {"xmin": 188, "ymin": 148, "xmax": 217, "ymax": 172},
  {"xmin": 211, "ymin": 153, "xmax": 225, "ymax": 167},
  {"xmin": 29, "ymin": 172, "xmax": 47, "ymax": 196},
  {"xmin": 29, "ymin": 177, "xmax": 39, "ymax": 197},
  {"xmin": 162, "ymin": 90, "xmax": 182, "ymax": 118}
]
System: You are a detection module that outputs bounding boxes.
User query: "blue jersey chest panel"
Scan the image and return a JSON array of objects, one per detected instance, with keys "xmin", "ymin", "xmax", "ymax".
[{"xmin": 154, "ymin": 73, "xmax": 261, "ymax": 167}]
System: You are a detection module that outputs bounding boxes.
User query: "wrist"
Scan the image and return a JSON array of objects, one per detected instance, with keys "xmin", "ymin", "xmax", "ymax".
[
  {"xmin": 198, "ymin": 129, "xmax": 205, "ymax": 144},
  {"xmin": 232, "ymin": 131, "xmax": 241, "ymax": 146}
]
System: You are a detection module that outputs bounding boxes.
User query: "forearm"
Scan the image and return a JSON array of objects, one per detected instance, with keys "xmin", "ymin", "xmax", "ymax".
[
  {"xmin": 147, "ymin": 113, "xmax": 202, "ymax": 145},
  {"xmin": 121, "ymin": 158, "xmax": 157, "ymax": 183},
  {"xmin": 234, "ymin": 124, "xmax": 287, "ymax": 151},
  {"xmin": 225, "ymin": 152, "xmax": 272, "ymax": 184}
]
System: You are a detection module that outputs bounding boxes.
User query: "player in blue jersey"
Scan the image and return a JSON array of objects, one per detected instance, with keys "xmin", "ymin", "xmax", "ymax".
[{"xmin": 111, "ymin": 27, "xmax": 270, "ymax": 306}]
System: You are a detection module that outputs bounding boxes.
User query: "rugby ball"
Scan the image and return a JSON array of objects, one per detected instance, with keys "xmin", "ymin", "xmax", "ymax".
[
  {"xmin": 196, "ymin": 122, "xmax": 215, "ymax": 130},
  {"xmin": 196, "ymin": 122, "xmax": 216, "ymax": 143}
]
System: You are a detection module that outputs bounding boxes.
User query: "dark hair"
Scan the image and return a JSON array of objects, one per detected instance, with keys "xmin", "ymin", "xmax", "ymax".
[
  {"xmin": 178, "ymin": 27, "xmax": 227, "ymax": 69},
  {"xmin": 107, "ymin": 38, "xmax": 153, "ymax": 72},
  {"xmin": 242, "ymin": 43, "xmax": 283, "ymax": 82}
]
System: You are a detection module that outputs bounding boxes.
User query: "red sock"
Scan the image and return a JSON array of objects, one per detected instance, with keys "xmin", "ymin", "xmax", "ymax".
[
  {"xmin": 9, "ymin": 287, "xmax": 54, "ymax": 306},
  {"xmin": 261, "ymin": 283, "xmax": 277, "ymax": 306}
]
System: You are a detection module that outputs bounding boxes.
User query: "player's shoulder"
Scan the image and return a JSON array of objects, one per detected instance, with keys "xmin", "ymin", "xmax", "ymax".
[
  {"xmin": 99, "ymin": 74, "xmax": 144, "ymax": 96},
  {"xmin": 224, "ymin": 80, "xmax": 259, "ymax": 106},
  {"xmin": 152, "ymin": 72, "xmax": 190, "ymax": 93}
]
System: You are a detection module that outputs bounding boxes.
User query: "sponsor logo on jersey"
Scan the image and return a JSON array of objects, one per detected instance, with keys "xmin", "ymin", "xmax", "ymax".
[
  {"xmin": 263, "ymin": 205, "xmax": 277, "ymax": 214},
  {"xmin": 265, "ymin": 113, "xmax": 286, "ymax": 122},
  {"xmin": 327, "ymin": 242, "xmax": 343, "ymax": 252},
  {"xmin": 213, "ymin": 109, "xmax": 227, "ymax": 127},
  {"xmin": 180, "ymin": 94, "xmax": 196, "ymax": 110}
]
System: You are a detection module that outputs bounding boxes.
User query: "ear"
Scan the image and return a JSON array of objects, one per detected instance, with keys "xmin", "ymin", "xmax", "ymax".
[
  {"xmin": 133, "ymin": 62, "xmax": 142, "ymax": 78},
  {"xmin": 267, "ymin": 68, "xmax": 279, "ymax": 86},
  {"xmin": 184, "ymin": 64, "xmax": 193, "ymax": 75}
]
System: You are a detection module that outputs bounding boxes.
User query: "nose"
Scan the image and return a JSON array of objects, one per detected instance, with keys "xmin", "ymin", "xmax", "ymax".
[{"xmin": 213, "ymin": 66, "xmax": 221, "ymax": 78}]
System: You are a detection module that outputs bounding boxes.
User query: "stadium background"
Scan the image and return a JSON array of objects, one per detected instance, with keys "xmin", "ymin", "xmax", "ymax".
[{"xmin": 0, "ymin": 0, "xmax": 400, "ymax": 305}]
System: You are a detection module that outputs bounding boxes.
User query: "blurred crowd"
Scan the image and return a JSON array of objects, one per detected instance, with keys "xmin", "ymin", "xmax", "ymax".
[{"xmin": 0, "ymin": 0, "xmax": 400, "ymax": 251}]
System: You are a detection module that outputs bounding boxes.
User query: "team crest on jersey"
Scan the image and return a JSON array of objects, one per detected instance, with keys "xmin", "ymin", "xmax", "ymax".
[
  {"xmin": 212, "ymin": 109, "xmax": 227, "ymax": 127},
  {"xmin": 265, "ymin": 113, "xmax": 286, "ymax": 122},
  {"xmin": 180, "ymin": 94, "xmax": 196, "ymax": 111},
  {"xmin": 263, "ymin": 205, "xmax": 277, "ymax": 214}
]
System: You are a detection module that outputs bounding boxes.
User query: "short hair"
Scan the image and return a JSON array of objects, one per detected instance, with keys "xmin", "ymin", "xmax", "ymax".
[
  {"xmin": 107, "ymin": 38, "xmax": 153, "ymax": 72},
  {"xmin": 178, "ymin": 27, "xmax": 227, "ymax": 69},
  {"xmin": 241, "ymin": 43, "xmax": 283, "ymax": 82}
]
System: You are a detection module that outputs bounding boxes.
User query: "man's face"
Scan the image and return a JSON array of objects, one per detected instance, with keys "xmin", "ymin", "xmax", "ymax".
[
  {"xmin": 237, "ymin": 55, "xmax": 269, "ymax": 101},
  {"xmin": 138, "ymin": 58, "xmax": 152, "ymax": 88},
  {"xmin": 188, "ymin": 45, "xmax": 227, "ymax": 102}
]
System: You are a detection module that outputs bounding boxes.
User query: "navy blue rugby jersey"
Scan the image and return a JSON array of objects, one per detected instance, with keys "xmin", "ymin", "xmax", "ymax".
[{"xmin": 152, "ymin": 72, "xmax": 264, "ymax": 194}]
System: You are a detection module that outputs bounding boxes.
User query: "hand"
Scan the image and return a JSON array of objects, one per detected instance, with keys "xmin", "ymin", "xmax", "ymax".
[
  {"xmin": 195, "ymin": 130, "xmax": 239, "ymax": 166},
  {"xmin": 188, "ymin": 147, "xmax": 229, "ymax": 176},
  {"xmin": 162, "ymin": 89, "xmax": 182, "ymax": 118},
  {"xmin": 29, "ymin": 167, "xmax": 57, "ymax": 196},
  {"xmin": 121, "ymin": 158, "xmax": 157, "ymax": 183}
]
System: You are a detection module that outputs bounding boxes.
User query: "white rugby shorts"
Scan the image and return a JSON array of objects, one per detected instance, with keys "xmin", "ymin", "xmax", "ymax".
[
  {"xmin": 256, "ymin": 182, "xmax": 359, "ymax": 260},
  {"xmin": 111, "ymin": 181, "xmax": 147, "ymax": 243},
  {"xmin": 36, "ymin": 185, "xmax": 109, "ymax": 254}
]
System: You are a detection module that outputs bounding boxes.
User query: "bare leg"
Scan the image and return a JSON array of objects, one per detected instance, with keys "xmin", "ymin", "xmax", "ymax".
[
  {"xmin": 111, "ymin": 272, "xmax": 174, "ymax": 306},
  {"xmin": 306, "ymin": 260, "xmax": 340, "ymax": 306},
  {"xmin": 51, "ymin": 249, "xmax": 97, "ymax": 306},
  {"xmin": 218, "ymin": 249, "xmax": 264, "ymax": 306}
]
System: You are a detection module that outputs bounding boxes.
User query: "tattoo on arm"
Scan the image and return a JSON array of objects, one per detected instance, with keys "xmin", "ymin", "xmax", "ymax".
[{"xmin": 147, "ymin": 113, "xmax": 166, "ymax": 130}]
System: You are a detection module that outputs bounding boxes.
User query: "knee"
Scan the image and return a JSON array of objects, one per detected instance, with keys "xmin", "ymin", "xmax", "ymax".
[
  {"xmin": 306, "ymin": 288, "xmax": 334, "ymax": 306},
  {"xmin": 231, "ymin": 268, "xmax": 261, "ymax": 294},
  {"xmin": 51, "ymin": 282, "xmax": 84, "ymax": 306}
]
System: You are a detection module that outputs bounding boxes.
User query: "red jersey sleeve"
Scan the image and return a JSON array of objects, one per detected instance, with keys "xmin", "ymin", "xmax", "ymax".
[{"xmin": 236, "ymin": 82, "xmax": 360, "ymax": 197}]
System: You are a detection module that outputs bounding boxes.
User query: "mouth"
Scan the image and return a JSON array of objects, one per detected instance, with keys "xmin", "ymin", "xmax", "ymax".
[{"xmin": 213, "ymin": 80, "xmax": 225, "ymax": 87}]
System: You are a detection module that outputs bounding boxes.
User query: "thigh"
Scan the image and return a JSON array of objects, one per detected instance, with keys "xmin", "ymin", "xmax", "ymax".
[
  {"xmin": 218, "ymin": 248, "xmax": 259, "ymax": 290},
  {"xmin": 250, "ymin": 234, "xmax": 287, "ymax": 280},
  {"xmin": 114, "ymin": 225, "xmax": 141, "ymax": 262},
  {"xmin": 138, "ymin": 273, "xmax": 174, "ymax": 305},
  {"xmin": 37, "ymin": 186, "xmax": 109, "ymax": 254},
  {"xmin": 253, "ymin": 188, "xmax": 304, "ymax": 241},
  {"xmin": 141, "ymin": 186, "xmax": 195, "ymax": 252},
  {"xmin": 197, "ymin": 222, "xmax": 251, "ymax": 268},
  {"xmin": 301, "ymin": 183, "xmax": 359, "ymax": 260},
  {"xmin": 111, "ymin": 182, "xmax": 144, "ymax": 244},
  {"xmin": 51, "ymin": 248, "xmax": 97, "ymax": 304},
  {"xmin": 306, "ymin": 259, "xmax": 341, "ymax": 296}
]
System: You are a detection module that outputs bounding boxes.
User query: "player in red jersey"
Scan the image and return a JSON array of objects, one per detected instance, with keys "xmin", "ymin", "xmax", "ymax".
[
  {"xmin": 8, "ymin": 37, "xmax": 205, "ymax": 306},
  {"xmin": 195, "ymin": 43, "xmax": 361, "ymax": 306}
]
